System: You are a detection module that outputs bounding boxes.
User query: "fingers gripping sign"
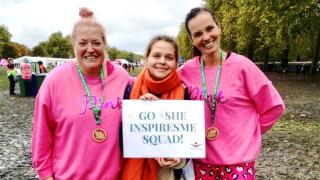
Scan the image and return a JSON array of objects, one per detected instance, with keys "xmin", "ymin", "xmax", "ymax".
[
  {"xmin": 155, "ymin": 157, "xmax": 181, "ymax": 168},
  {"xmin": 139, "ymin": 93, "xmax": 159, "ymax": 100}
]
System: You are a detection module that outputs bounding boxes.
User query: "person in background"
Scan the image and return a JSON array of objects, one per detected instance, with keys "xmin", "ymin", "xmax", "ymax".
[
  {"xmin": 32, "ymin": 7, "xmax": 131, "ymax": 180},
  {"xmin": 120, "ymin": 35, "xmax": 188, "ymax": 180},
  {"xmin": 6, "ymin": 58, "xmax": 17, "ymax": 95},
  {"xmin": 179, "ymin": 7, "xmax": 285, "ymax": 179},
  {"xmin": 38, "ymin": 61, "xmax": 47, "ymax": 73},
  {"xmin": 7, "ymin": 58, "xmax": 14, "ymax": 66},
  {"xmin": 20, "ymin": 58, "xmax": 32, "ymax": 96},
  {"xmin": 0, "ymin": 58, "xmax": 8, "ymax": 68},
  {"xmin": 295, "ymin": 55, "xmax": 301, "ymax": 76}
]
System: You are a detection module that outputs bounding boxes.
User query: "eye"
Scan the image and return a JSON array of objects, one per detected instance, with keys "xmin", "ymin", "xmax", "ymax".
[
  {"xmin": 206, "ymin": 25, "xmax": 214, "ymax": 32},
  {"xmin": 193, "ymin": 32, "xmax": 201, "ymax": 38},
  {"xmin": 93, "ymin": 41, "xmax": 102, "ymax": 46},
  {"xmin": 152, "ymin": 53, "xmax": 161, "ymax": 58},
  {"xmin": 165, "ymin": 55, "xmax": 175, "ymax": 61},
  {"xmin": 79, "ymin": 41, "xmax": 86, "ymax": 46}
]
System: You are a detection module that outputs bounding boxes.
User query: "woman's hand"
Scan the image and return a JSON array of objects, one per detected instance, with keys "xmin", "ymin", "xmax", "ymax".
[
  {"xmin": 155, "ymin": 157, "xmax": 181, "ymax": 168},
  {"xmin": 139, "ymin": 93, "xmax": 159, "ymax": 100}
]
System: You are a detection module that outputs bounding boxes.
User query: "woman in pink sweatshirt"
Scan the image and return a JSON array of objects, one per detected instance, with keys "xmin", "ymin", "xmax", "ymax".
[
  {"xmin": 32, "ymin": 7, "xmax": 131, "ymax": 180},
  {"xmin": 21, "ymin": 59, "xmax": 33, "ymax": 96},
  {"xmin": 179, "ymin": 7, "xmax": 285, "ymax": 179}
]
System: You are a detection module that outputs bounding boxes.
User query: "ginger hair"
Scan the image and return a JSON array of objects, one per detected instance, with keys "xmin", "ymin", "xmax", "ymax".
[{"xmin": 71, "ymin": 7, "xmax": 107, "ymax": 45}]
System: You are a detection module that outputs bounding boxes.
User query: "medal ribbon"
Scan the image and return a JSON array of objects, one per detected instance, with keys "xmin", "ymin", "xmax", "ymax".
[
  {"xmin": 200, "ymin": 50, "xmax": 223, "ymax": 127},
  {"xmin": 76, "ymin": 64, "xmax": 105, "ymax": 125}
]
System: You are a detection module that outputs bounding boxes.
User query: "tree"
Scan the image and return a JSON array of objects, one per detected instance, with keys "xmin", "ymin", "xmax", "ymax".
[
  {"xmin": 107, "ymin": 47, "xmax": 142, "ymax": 62},
  {"xmin": 206, "ymin": 0, "xmax": 239, "ymax": 52},
  {"xmin": 204, "ymin": 0, "xmax": 319, "ymax": 73},
  {"xmin": 177, "ymin": 23, "xmax": 193, "ymax": 60},
  {"xmin": 235, "ymin": 0, "xmax": 261, "ymax": 61},
  {"xmin": 306, "ymin": 0, "xmax": 320, "ymax": 74},
  {"xmin": 46, "ymin": 32, "xmax": 73, "ymax": 58},
  {"xmin": 1, "ymin": 42, "xmax": 21, "ymax": 58},
  {"xmin": 119, "ymin": 51, "xmax": 130, "ymax": 60},
  {"xmin": 312, "ymin": 32, "xmax": 320, "ymax": 74},
  {"xmin": 0, "ymin": 25, "xmax": 11, "ymax": 43},
  {"xmin": 12, "ymin": 42, "xmax": 30, "ymax": 56},
  {"xmin": 107, "ymin": 47, "xmax": 120, "ymax": 60},
  {"xmin": 125, "ymin": 52, "xmax": 134, "ymax": 62},
  {"xmin": 32, "ymin": 42, "xmax": 49, "ymax": 57},
  {"xmin": 0, "ymin": 25, "xmax": 12, "ymax": 57}
]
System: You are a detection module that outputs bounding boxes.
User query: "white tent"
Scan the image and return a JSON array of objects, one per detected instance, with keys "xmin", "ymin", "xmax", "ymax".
[
  {"xmin": 115, "ymin": 59, "xmax": 133, "ymax": 65},
  {"xmin": 13, "ymin": 56, "xmax": 73, "ymax": 74},
  {"xmin": 13, "ymin": 56, "xmax": 72, "ymax": 67}
]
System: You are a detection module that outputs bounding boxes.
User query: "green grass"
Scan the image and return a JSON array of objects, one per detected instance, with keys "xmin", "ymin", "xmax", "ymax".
[
  {"xmin": 267, "ymin": 72, "xmax": 320, "ymax": 120},
  {"xmin": 128, "ymin": 66, "xmax": 143, "ymax": 77},
  {"xmin": 264, "ymin": 72, "xmax": 320, "ymax": 145},
  {"xmin": 271, "ymin": 118, "xmax": 320, "ymax": 143},
  {"xmin": 0, "ymin": 68, "xmax": 9, "ymax": 91}
]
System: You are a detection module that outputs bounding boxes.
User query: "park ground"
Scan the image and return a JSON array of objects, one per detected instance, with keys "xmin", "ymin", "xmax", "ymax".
[{"xmin": 0, "ymin": 69, "xmax": 319, "ymax": 179}]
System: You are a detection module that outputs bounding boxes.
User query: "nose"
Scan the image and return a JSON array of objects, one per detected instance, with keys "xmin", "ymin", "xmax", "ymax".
[
  {"xmin": 86, "ymin": 44, "xmax": 94, "ymax": 52},
  {"xmin": 159, "ymin": 56, "xmax": 166, "ymax": 64},
  {"xmin": 203, "ymin": 32, "xmax": 210, "ymax": 41}
]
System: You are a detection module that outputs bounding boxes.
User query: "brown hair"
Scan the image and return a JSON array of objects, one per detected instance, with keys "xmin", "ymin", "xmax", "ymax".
[
  {"xmin": 71, "ymin": 7, "xmax": 107, "ymax": 45},
  {"xmin": 145, "ymin": 35, "xmax": 178, "ymax": 61},
  {"xmin": 185, "ymin": 7, "xmax": 220, "ymax": 57}
]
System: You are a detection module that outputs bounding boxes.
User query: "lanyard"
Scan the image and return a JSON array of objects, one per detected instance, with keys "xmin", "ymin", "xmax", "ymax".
[
  {"xmin": 76, "ymin": 64, "xmax": 105, "ymax": 125},
  {"xmin": 200, "ymin": 50, "xmax": 223, "ymax": 126}
]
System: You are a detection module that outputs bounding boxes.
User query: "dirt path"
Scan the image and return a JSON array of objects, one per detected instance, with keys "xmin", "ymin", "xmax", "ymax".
[{"xmin": 0, "ymin": 93, "xmax": 36, "ymax": 179}]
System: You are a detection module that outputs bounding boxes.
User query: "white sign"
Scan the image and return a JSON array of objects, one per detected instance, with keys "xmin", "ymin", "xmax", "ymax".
[{"xmin": 122, "ymin": 100, "xmax": 205, "ymax": 158}]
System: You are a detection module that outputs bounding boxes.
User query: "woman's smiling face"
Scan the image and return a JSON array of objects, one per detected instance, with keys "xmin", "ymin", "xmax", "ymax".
[
  {"xmin": 146, "ymin": 40, "xmax": 177, "ymax": 80},
  {"xmin": 188, "ymin": 11, "xmax": 221, "ymax": 57},
  {"xmin": 74, "ymin": 26, "xmax": 106, "ymax": 76}
]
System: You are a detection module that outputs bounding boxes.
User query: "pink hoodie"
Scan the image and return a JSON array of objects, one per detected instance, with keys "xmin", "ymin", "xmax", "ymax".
[
  {"xmin": 178, "ymin": 52, "xmax": 285, "ymax": 165},
  {"xmin": 32, "ymin": 61, "xmax": 131, "ymax": 180}
]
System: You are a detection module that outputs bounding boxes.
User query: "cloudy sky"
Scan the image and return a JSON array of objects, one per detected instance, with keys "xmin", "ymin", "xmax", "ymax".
[{"xmin": 0, "ymin": 0, "xmax": 203, "ymax": 55}]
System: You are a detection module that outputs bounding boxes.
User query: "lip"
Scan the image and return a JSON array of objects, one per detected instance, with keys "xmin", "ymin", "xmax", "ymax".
[
  {"xmin": 204, "ymin": 41, "xmax": 214, "ymax": 48},
  {"xmin": 84, "ymin": 56, "xmax": 98, "ymax": 61},
  {"xmin": 155, "ymin": 67, "xmax": 168, "ymax": 71}
]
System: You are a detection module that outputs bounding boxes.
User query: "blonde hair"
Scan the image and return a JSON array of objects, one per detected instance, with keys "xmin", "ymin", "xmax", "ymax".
[{"xmin": 71, "ymin": 7, "xmax": 107, "ymax": 45}]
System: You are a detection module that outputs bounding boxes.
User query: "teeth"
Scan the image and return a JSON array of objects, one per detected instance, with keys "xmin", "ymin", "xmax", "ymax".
[
  {"xmin": 85, "ymin": 56, "xmax": 96, "ymax": 61},
  {"xmin": 204, "ymin": 42, "xmax": 213, "ymax": 48}
]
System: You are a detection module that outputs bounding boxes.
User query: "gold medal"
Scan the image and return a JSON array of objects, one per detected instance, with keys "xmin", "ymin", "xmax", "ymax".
[
  {"xmin": 206, "ymin": 127, "xmax": 219, "ymax": 140},
  {"xmin": 92, "ymin": 128, "xmax": 107, "ymax": 142},
  {"xmin": 77, "ymin": 64, "xmax": 107, "ymax": 143}
]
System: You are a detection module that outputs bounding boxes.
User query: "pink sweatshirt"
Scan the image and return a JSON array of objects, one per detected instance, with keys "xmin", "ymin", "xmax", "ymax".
[
  {"xmin": 178, "ymin": 53, "xmax": 285, "ymax": 165},
  {"xmin": 32, "ymin": 61, "xmax": 131, "ymax": 180}
]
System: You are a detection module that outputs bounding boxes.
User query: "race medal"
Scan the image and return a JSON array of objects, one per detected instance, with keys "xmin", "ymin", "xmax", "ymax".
[
  {"xmin": 201, "ymin": 50, "xmax": 224, "ymax": 142},
  {"xmin": 92, "ymin": 128, "xmax": 107, "ymax": 142},
  {"xmin": 77, "ymin": 64, "xmax": 107, "ymax": 143},
  {"xmin": 206, "ymin": 127, "xmax": 219, "ymax": 140}
]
